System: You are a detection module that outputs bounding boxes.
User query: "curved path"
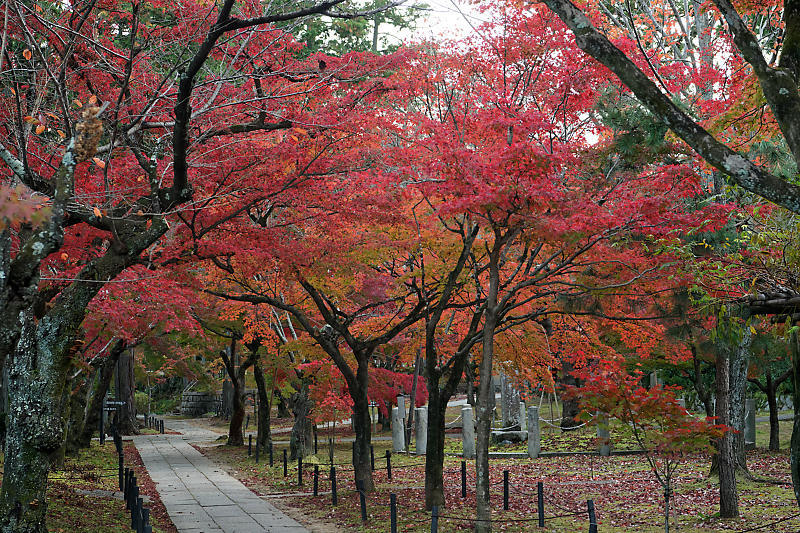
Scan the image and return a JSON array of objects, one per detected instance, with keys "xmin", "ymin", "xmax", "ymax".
[{"xmin": 134, "ymin": 419, "xmax": 308, "ymax": 533}]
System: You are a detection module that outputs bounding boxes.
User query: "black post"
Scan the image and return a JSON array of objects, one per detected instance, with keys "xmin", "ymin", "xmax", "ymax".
[
  {"xmin": 314, "ymin": 465, "xmax": 319, "ymax": 496},
  {"xmin": 248, "ymin": 434, "xmax": 252, "ymax": 456},
  {"xmin": 283, "ymin": 449, "xmax": 288, "ymax": 477},
  {"xmin": 357, "ymin": 480, "xmax": 367, "ymax": 522},
  {"xmin": 461, "ymin": 461, "xmax": 466, "ymax": 498},
  {"xmin": 431, "ymin": 505, "xmax": 439, "ymax": 533},
  {"xmin": 160, "ymin": 419, "xmax": 164, "ymax": 434},
  {"xmin": 329, "ymin": 437, "xmax": 334, "ymax": 464},
  {"xmin": 141, "ymin": 508, "xmax": 150, "ymax": 530},
  {"xmin": 390, "ymin": 493, "xmax": 397, "ymax": 533},
  {"xmin": 331, "ymin": 466, "xmax": 338, "ymax": 505},
  {"xmin": 370, "ymin": 445, "xmax": 375, "ymax": 471},
  {"xmin": 123, "ymin": 468, "xmax": 130, "ymax": 501},
  {"xmin": 503, "ymin": 470, "xmax": 509, "ymax": 510},
  {"xmin": 269, "ymin": 442, "xmax": 274, "ymax": 466},
  {"xmin": 588, "ymin": 499, "xmax": 597, "ymax": 533},
  {"xmin": 298, "ymin": 457, "xmax": 303, "ymax": 486},
  {"xmin": 118, "ymin": 454, "xmax": 124, "ymax": 491},
  {"xmin": 537, "ymin": 481, "xmax": 544, "ymax": 527},
  {"xmin": 386, "ymin": 450, "xmax": 392, "ymax": 481},
  {"xmin": 314, "ymin": 426, "xmax": 318, "ymax": 454},
  {"xmin": 245, "ymin": 414, "xmax": 250, "ymax": 430},
  {"xmin": 255, "ymin": 441, "xmax": 260, "ymax": 463},
  {"xmin": 131, "ymin": 497, "xmax": 141, "ymax": 530}
]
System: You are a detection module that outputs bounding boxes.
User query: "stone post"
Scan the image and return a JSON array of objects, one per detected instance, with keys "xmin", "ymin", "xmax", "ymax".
[
  {"xmin": 597, "ymin": 413, "xmax": 610, "ymax": 456},
  {"xmin": 649, "ymin": 371, "xmax": 659, "ymax": 389},
  {"xmin": 397, "ymin": 395, "xmax": 406, "ymax": 421},
  {"xmin": 745, "ymin": 398, "xmax": 756, "ymax": 448},
  {"xmin": 500, "ymin": 372, "xmax": 521, "ymax": 428},
  {"xmin": 520, "ymin": 402, "xmax": 527, "ymax": 432},
  {"xmin": 461, "ymin": 406, "xmax": 475, "ymax": 459},
  {"xmin": 527, "ymin": 406, "xmax": 540, "ymax": 459},
  {"xmin": 415, "ymin": 407, "xmax": 428, "ymax": 455},
  {"xmin": 392, "ymin": 407, "xmax": 405, "ymax": 452}
]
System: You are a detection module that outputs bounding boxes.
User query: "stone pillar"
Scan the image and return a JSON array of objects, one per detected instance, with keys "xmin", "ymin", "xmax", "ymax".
[
  {"xmin": 397, "ymin": 395, "xmax": 406, "ymax": 421},
  {"xmin": 461, "ymin": 406, "xmax": 475, "ymax": 459},
  {"xmin": 745, "ymin": 398, "xmax": 756, "ymax": 448},
  {"xmin": 415, "ymin": 406, "xmax": 427, "ymax": 455},
  {"xmin": 500, "ymin": 372, "xmax": 521, "ymax": 428},
  {"xmin": 392, "ymin": 407, "xmax": 405, "ymax": 452},
  {"xmin": 597, "ymin": 413, "xmax": 610, "ymax": 456},
  {"xmin": 527, "ymin": 406, "xmax": 540, "ymax": 459},
  {"xmin": 649, "ymin": 371, "xmax": 659, "ymax": 389},
  {"xmin": 520, "ymin": 402, "xmax": 527, "ymax": 432}
]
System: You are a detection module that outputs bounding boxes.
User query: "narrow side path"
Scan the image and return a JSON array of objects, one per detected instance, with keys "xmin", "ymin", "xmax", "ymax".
[{"xmin": 134, "ymin": 419, "xmax": 308, "ymax": 533}]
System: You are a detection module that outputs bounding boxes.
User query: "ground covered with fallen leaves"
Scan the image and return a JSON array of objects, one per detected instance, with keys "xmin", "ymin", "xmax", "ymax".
[
  {"xmin": 198, "ymin": 422, "xmax": 799, "ymax": 532},
  {"xmin": 0, "ymin": 439, "xmax": 176, "ymax": 532}
]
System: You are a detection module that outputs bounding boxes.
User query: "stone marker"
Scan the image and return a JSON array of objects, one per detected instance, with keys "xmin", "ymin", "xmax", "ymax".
[
  {"xmin": 527, "ymin": 406, "xmax": 540, "ymax": 459},
  {"xmin": 415, "ymin": 406, "xmax": 428, "ymax": 455},
  {"xmin": 597, "ymin": 413, "xmax": 610, "ymax": 456},
  {"xmin": 392, "ymin": 407, "xmax": 405, "ymax": 452},
  {"xmin": 397, "ymin": 395, "xmax": 406, "ymax": 421},
  {"xmin": 462, "ymin": 406, "xmax": 475, "ymax": 459},
  {"xmin": 520, "ymin": 402, "xmax": 527, "ymax": 432},
  {"xmin": 745, "ymin": 398, "xmax": 756, "ymax": 448},
  {"xmin": 500, "ymin": 372, "xmax": 521, "ymax": 428}
]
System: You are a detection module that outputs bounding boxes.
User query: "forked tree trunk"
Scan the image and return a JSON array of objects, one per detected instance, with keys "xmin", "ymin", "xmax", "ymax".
[{"xmin": 290, "ymin": 381, "xmax": 313, "ymax": 460}]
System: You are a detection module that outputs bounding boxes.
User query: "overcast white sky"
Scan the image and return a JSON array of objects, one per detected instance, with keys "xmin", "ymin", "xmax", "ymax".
[{"xmin": 387, "ymin": 0, "xmax": 488, "ymax": 44}]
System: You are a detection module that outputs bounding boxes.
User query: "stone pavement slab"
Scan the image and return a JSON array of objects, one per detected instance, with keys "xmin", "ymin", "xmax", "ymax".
[{"xmin": 134, "ymin": 421, "xmax": 309, "ymax": 533}]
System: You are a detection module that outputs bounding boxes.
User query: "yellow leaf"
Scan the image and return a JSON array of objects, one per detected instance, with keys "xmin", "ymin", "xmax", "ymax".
[
  {"xmin": 56, "ymin": 130, "xmax": 65, "ymax": 139},
  {"xmin": 295, "ymin": 127, "xmax": 308, "ymax": 135},
  {"xmin": 23, "ymin": 49, "xmax": 32, "ymax": 60},
  {"xmin": 23, "ymin": 116, "xmax": 37, "ymax": 124},
  {"xmin": 35, "ymin": 124, "xmax": 45, "ymax": 135},
  {"xmin": 74, "ymin": 99, "xmax": 82, "ymax": 108},
  {"xmin": 749, "ymin": 325, "xmax": 757, "ymax": 335},
  {"xmin": 92, "ymin": 157, "xmax": 105, "ymax": 168},
  {"xmin": 88, "ymin": 95, "xmax": 97, "ymax": 105},
  {"xmin": 92, "ymin": 207, "xmax": 102, "ymax": 218},
  {"xmin": 136, "ymin": 210, "xmax": 144, "ymax": 216},
  {"xmin": 289, "ymin": 135, "xmax": 298, "ymax": 142}
]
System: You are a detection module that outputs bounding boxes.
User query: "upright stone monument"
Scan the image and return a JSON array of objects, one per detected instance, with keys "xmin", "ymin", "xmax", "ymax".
[
  {"xmin": 500, "ymin": 372, "xmax": 521, "ymax": 428},
  {"xmin": 392, "ymin": 406, "xmax": 406, "ymax": 452},
  {"xmin": 527, "ymin": 406, "xmax": 540, "ymax": 459},
  {"xmin": 462, "ymin": 405, "xmax": 475, "ymax": 459},
  {"xmin": 745, "ymin": 398, "xmax": 756, "ymax": 449},
  {"xmin": 520, "ymin": 402, "xmax": 527, "ymax": 432},
  {"xmin": 415, "ymin": 406, "xmax": 428, "ymax": 455}
]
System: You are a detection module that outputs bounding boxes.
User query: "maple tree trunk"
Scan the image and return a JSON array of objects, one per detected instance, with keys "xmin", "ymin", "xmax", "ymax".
[
  {"xmin": 729, "ymin": 333, "xmax": 749, "ymax": 470},
  {"xmin": 75, "ymin": 340, "xmax": 125, "ymax": 449},
  {"xmin": 715, "ymin": 331, "xmax": 738, "ymax": 518},
  {"xmin": 790, "ymin": 332, "xmax": 800, "ymax": 508},
  {"xmin": 351, "ymin": 359, "xmax": 374, "ymax": 492},
  {"xmin": 290, "ymin": 382, "xmax": 313, "ymax": 460},
  {"xmin": 228, "ymin": 379, "xmax": 245, "ymax": 446},
  {"xmin": 0, "ymin": 310, "xmax": 73, "ymax": 533},
  {"xmin": 253, "ymin": 360, "xmax": 272, "ymax": 453},
  {"xmin": 425, "ymin": 384, "xmax": 447, "ymax": 510},
  {"xmin": 115, "ymin": 349, "xmax": 138, "ymax": 435},
  {"xmin": 475, "ymin": 250, "xmax": 500, "ymax": 533},
  {"xmin": 559, "ymin": 358, "xmax": 581, "ymax": 430},
  {"xmin": 62, "ymin": 371, "xmax": 87, "ymax": 459}
]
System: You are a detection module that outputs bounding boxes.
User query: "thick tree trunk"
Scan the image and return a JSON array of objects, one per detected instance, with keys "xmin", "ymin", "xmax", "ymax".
[
  {"xmin": 276, "ymin": 393, "xmax": 290, "ymax": 418},
  {"xmin": 253, "ymin": 360, "xmax": 272, "ymax": 453},
  {"xmin": 715, "ymin": 323, "xmax": 738, "ymax": 519},
  {"xmin": 0, "ymin": 310, "xmax": 72, "ymax": 533},
  {"xmin": 115, "ymin": 349, "xmax": 138, "ymax": 435},
  {"xmin": 790, "ymin": 331, "xmax": 800, "ymax": 508},
  {"xmin": 559, "ymin": 358, "xmax": 581, "ymax": 430},
  {"xmin": 352, "ymin": 359, "xmax": 374, "ymax": 492},
  {"xmin": 62, "ymin": 370, "xmax": 89, "ymax": 459},
  {"xmin": 729, "ymin": 332, "xmax": 750, "ymax": 470},
  {"xmin": 425, "ymin": 383, "xmax": 447, "ymax": 510},
  {"xmin": 290, "ymin": 381, "xmax": 313, "ymax": 460},
  {"xmin": 228, "ymin": 378, "xmax": 245, "ymax": 446}
]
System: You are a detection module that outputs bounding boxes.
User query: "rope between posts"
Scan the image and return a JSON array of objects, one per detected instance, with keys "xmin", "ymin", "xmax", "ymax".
[{"xmin": 735, "ymin": 512, "xmax": 800, "ymax": 533}]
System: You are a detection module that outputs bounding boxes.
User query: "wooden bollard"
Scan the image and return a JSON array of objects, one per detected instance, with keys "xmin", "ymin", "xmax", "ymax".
[
  {"xmin": 461, "ymin": 461, "xmax": 466, "ymax": 498},
  {"xmin": 390, "ymin": 493, "xmax": 397, "ymax": 533},
  {"xmin": 537, "ymin": 481, "xmax": 544, "ymax": 527},
  {"xmin": 298, "ymin": 457, "xmax": 303, "ymax": 486},
  {"xmin": 313, "ymin": 465, "xmax": 319, "ymax": 496},
  {"xmin": 431, "ymin": 505, "xmax": 439, "ymax": 533},
  {"xmin": 248, "ymin": 435, "xmax": 252, "ymax": 456},
  {"xmin": 331, "ymin": 466, "xmax": 338, "ymax": 505},
  {"xmin": 386, "ymin": 450, "xmax": 392, "ymax": 480},
  {"xmin": 503, "ymin": 470, "xmax": 509, "ymax": 510},
  {"xmin": 357, "ymin": 480, "xmax": 367, "ymax": 521},
  {"xmin": 283, "ymin": 449, "xmax": 288, "ymax": 477},
  {"xmin": 588, "ymin": 499, "xmax": 597, "ymax": 533}
]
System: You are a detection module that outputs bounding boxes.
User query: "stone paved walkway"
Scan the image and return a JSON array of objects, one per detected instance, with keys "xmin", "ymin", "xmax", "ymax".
[{"xmin": 134, "ymin": 420, "xmax": 308, "ymax": 533}]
